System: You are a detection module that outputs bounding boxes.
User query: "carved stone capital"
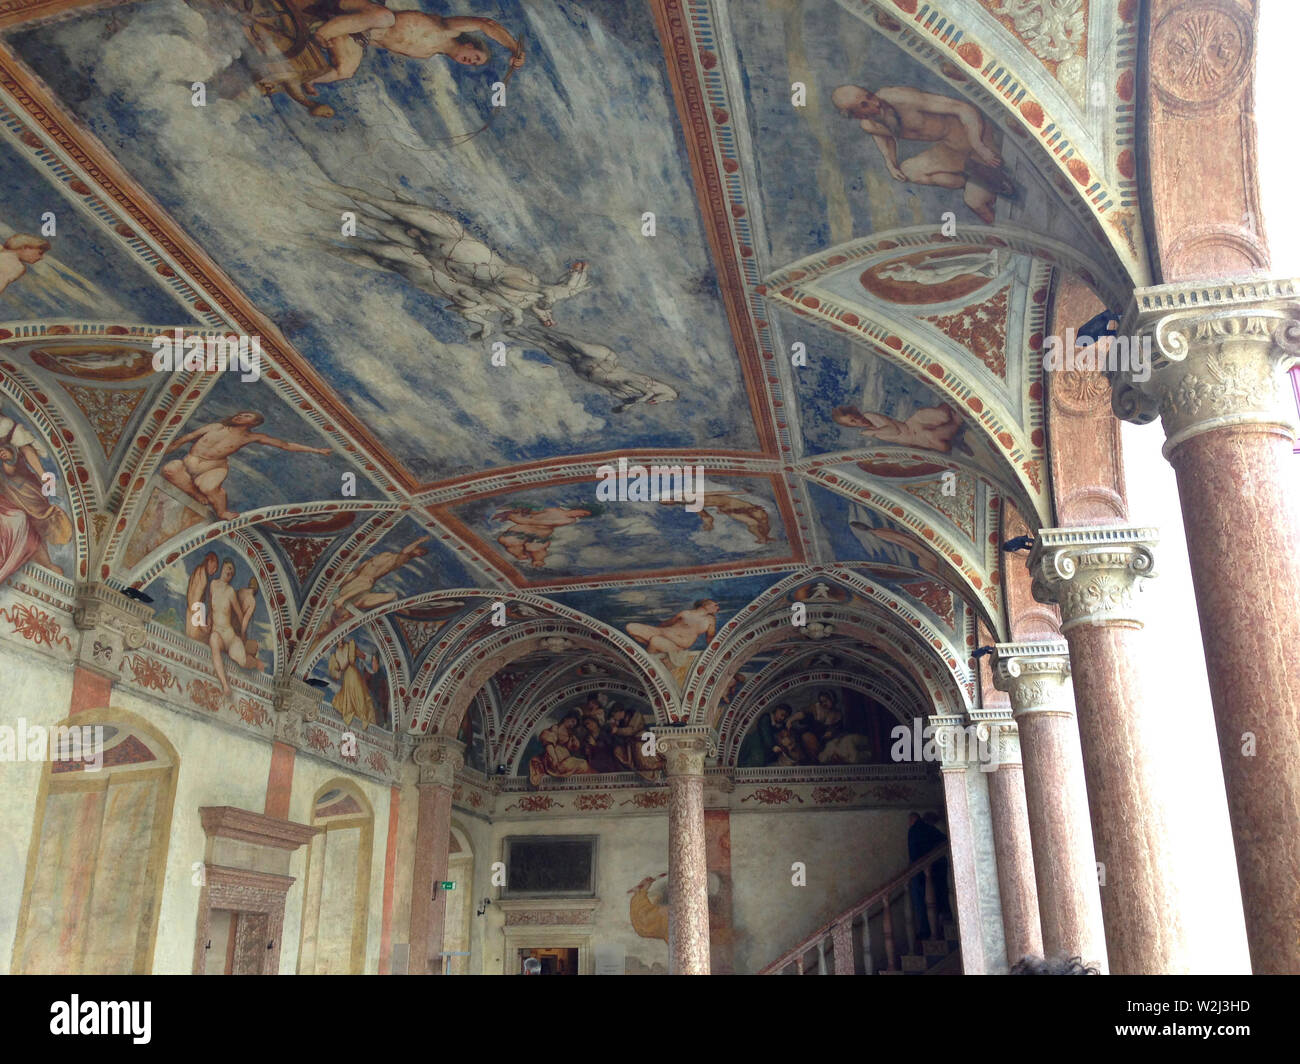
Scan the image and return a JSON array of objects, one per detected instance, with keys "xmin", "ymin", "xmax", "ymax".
[
  {"xmin": 992, "ymin": 641, "xmax": 1074, "ymax": 716},
  {"xmin": 1028, "ymin": 527, "xmax": 1158, "ymax": 630},
  {"xmin": 411, "ymin": 736, "xmax": 465, "ymax": 787},
  {"xmin": 1114, "ymin": 279, "xmax": 1300, "ymax": 456},
  {"xmin": 970, "ymin": 707, "xmax": 1021, "ymax": 766},
  {"xmin": 71, "ymin": 583, "xmax": 154, "ymax": 676},
  {"xmin": 928, "ymin": 711, "xmax": 970, "ymax": 770},
  {"xmin": 272, "ymin": 675, "xmax": 321, "ymax": 724},
  {"xmin": 651, "ymin": 726, "xmax": 715, "ymax": 777}
]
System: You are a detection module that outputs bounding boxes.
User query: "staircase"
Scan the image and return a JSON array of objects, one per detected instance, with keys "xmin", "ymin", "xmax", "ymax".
[{"xmin": 760, "ymin": 847, "xmax": 960, "ymax": 975}]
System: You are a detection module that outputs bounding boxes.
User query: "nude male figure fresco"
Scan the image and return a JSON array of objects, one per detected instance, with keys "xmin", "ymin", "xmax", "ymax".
[
  {"xmin": 161, "ymin": 412, "xmax": 330, "ymax": 521},
  {"xmin": 307, "ymin": 5, "xmax": 524, "ymax": 88},
  {"xmin": 831, "ymin": 84, "xmax": 1015, "ymax": 223}
]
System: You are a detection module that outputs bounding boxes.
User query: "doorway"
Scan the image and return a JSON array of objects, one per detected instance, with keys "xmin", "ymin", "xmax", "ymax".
[{"xmin": 518, "ymin": 946, "xmax": 579, "ymax": 975}]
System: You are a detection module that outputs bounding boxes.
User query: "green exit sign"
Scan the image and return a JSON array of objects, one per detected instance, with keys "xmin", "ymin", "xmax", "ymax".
[{"xmin": 440, "ymin": 881, "xmax": 455, "ymax": 890}]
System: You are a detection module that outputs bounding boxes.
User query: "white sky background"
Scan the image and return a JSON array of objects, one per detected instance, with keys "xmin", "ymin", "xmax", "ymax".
[{"xmin": 1096, "ymin": 7, "xmax": 1300, "ymax": 971}]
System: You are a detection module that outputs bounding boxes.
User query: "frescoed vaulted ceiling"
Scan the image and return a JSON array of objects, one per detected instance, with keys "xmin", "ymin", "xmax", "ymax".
[{"xmin": 0, "ymin": 0, "xmax": 1147, "ymax": 768}]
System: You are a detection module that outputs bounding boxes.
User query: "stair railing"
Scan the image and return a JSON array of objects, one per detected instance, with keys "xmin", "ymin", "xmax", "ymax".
[{"xmin": 759, "ymin": 845, "xmax": 953, "ymax": 975}]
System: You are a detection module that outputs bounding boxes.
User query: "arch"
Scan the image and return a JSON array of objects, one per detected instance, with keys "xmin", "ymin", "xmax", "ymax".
[
  {"xmin": 501, "ymin": 676, "xmax": 655, "ymax": 774},
  {"xmin": 11, "ymin": 707, "xmax": 179, "ymax": 974},
  {"xmin": 682, "ymin": 569, "xmax": 973, "ymax": 724},
  {"xmin": 298, "ymin": 779, "xmax": 374, "ymax": 975},
  {"xmin": 409, "ymin": 595, "xmax": 679, "ymax": 734},
  {"xmin": 721, "ymin": 667, "xmax": 933, "ymax": 769},
  {"xmin": 803, "ymin": 469, "xmax": 1004, "ymax": 637},
  {"xmin": 417, "ymin": 614, "xmax": 676, "ymax": 739}
]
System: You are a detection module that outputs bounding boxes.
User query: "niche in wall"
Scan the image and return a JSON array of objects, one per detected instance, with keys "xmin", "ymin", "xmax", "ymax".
[
  {"xmin": 298, "ymin": 781, "xmax": 374, "ymax": 975},
  {"xmin": 13, "ymin": 712, "xmax": 178, "ymax": 974}
]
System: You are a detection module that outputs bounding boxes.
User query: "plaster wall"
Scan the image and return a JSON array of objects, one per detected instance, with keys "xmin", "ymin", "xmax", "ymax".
[{"xmin": 0, "ymin": 638, "xmax": 73, "ymax": 972}]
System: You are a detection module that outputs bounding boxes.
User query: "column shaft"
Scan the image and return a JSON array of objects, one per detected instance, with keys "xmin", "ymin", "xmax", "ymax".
[
  {"xmin": 654, "ymin": 728, "xmax": 714, "ymax": 975},
  {"xmin": 1168, "ymin": 426, "xmax": 1300, "ymax": 972},
  {"xmin": 985, "ymin": 756, "xmax": 1043, "ymax": 964},
  {"xmin": 1029, "ymin": 528, "xmax": 1192, "ymax": 973},
  {"xmin": 408, "ymin": 782, "xmax": 453, "ymax": 975},
  {"xmin": 1018, "ymin": 710, "xmax": 1107, "ymax": 964},
  {"xmin": 939, "ymin": 763, "xmax": 987, "ymax": 973},
  {"xmin": 666, "ymin": 771, "xmax": 709, "ymax": 974}
]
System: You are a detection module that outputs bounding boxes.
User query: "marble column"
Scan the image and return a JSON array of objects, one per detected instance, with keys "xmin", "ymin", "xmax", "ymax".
[
  {"xmin": 992, "ymin": 642, "xmax": 1107, "ymax": 970},
  {"xmin": 1116, "ymin": 280, "xmax": 1300, "ymax": 973},
  {"xmin": 975, "ymin": 708, "xmax": 1044, "ymax": 966},
  {"xmin": 1028, "ymin": 527, "xmax": 1191, "ymax": 973},
  {"xmin": 653, "ymin": 727, "xmax": 713, "ymax": 975},
  {"xmin": 931, "ymin": 709, "xmax": 1006, "ymax": 974},
  {"xmin": 407, "ymin": 737, "xmax": 463, "ymax": 975}
]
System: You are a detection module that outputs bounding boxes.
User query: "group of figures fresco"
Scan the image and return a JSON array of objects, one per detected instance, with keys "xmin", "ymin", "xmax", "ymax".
[
  {"xmin": 738, "ymin": 688, "xmax": 885, "ymax": 768},
  {"xmin": 524, "ymin": 693, "xmax": 662, "ymax": 787}
]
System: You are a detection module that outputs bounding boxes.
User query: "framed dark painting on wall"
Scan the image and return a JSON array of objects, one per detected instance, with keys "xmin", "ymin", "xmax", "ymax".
[{"xmin": 501, "ymin": 836, "xmax": 597, "ymax": 897}]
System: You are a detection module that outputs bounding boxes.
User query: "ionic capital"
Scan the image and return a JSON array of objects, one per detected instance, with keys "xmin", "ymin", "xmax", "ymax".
[
  {"xmin": 651, "ymin": 726, "xmax": 715, "ymax": 777},
  {"xmin": 410, "ymin": 735, "xmax": 465, "ymax": 787},
  {"xmin": 1029, "ymin": 527, "xmax": 1158, "ymax": 630},
  {"xmin": 992, "ymin": 641, "xmax": 1073, "ymax": 716},
  {"xmin": 929, "ymin": 711, "xmax": 973, "ymax": 771},
  {"xmin": 970, "ymin": 708, "xmax": 1021, "ymax": 767},
  {"xmin": 1114, "ymin": 279, "xmax": 1300, "ymax": 456}
]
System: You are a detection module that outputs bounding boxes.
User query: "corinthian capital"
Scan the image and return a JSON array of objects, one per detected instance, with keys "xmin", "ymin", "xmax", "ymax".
[
  {"xmin": 992, "ymin": 641, "xmax": 1073, "ymax": 716},
  {"xmin": 651, "ymin": 726, "xmax": 715, "ymax": 777},
  {"xmin": 1028, "ymin": 527, "xmax": 1158, "ymax": 630},
  {"xmin": 410, "ymin": 735, "xmax": 465, "ymax": 787},
  {"xmin": 1113, "ymin": 278, "xmax": 1300, "ymax": 455}
]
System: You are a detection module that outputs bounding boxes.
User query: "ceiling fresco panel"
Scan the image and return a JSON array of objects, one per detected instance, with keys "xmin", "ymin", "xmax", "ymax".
[{"xmin": 10, "ymin": 0, "xmax": 764, "ymax": 483}]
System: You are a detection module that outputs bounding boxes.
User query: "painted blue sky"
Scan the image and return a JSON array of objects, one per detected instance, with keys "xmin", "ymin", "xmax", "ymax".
[
  {"xmin": 12, "ymin": 0, "xmax": 758, "ymax": 482},
  {"xmin": 0, "ymin": 139, "xmax": 193, "ymax": 324},
  {"xmin": 452, "ymin": 474, "xmax": 788, "ymax": 578}
]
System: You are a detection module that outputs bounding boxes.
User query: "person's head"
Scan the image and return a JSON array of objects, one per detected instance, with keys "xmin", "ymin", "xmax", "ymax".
[
  {"xmin": 0, "ymin": 444, "xmax": 14, "ymax": 466},
  {"xmin": 908, "ymin": 812, "xmax": 921, "ymax": 827},
  {"xmin": 582, "ymin": 717, "xmax": 600, "ymax": 737},
  {"xmin": 223, "ymin": 411, "xmax": 264, "ymax": 428},
  {"xmin": 203, "ymin": 551, "xmax": 218, "ymax": 575},
  {"xmin": 220, "ymin": 559, "xmax": 236, "ymax": 581},
  {"xmin": 772, "ymin": 703, "xmax": 792, "ymax": 724},
  {"xmin": 609, "ymin": 705, "xmax": 627, "ymax": 724},
  {"xmin": 817, "ymin": 690, "xmax": 836, "ymax": 710},
  {"xmin": 4, "ymin": 233, "xmax": 50, "ymax": 263},
  {"xmin": 247, "ymin": 577, "xmax": 259, "ymax": 592},
  {"xmin": 831, "ymin": 85, "xmax": 883, "ymax": 120},
  {"xmin": 585, "ymin": 695, "xmax": 601, "ymax": 709},
  {"xmin": 561, "ymin": 712, "xmax": 579, "ymax": 728},
  {"xmin": 831, "ymin": 404, "xmax": 869, "ymax": 429},
  {"xmin": 1009, "ymin": 954, "xmax": 1100, "ymax": 975},
  {"xmin": 522, "ymin": 957, "xmax": 542, "ymax": 975},
  {"xmin": 450, "ymin": 32, "xmax": 489, "ymax": 66},
  {"xmin": 695, "ymin": 599, "xmax": 719, "ymax": 614}
]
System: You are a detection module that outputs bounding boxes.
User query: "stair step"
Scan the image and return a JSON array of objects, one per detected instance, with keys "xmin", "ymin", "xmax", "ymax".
[
  {"xmin": 921, "ymin": 939, "xmax": 949, "ymax": 956},
  {"xmin": 901, "ymin": 954, "xmax": 928, "ymax": 973}
]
